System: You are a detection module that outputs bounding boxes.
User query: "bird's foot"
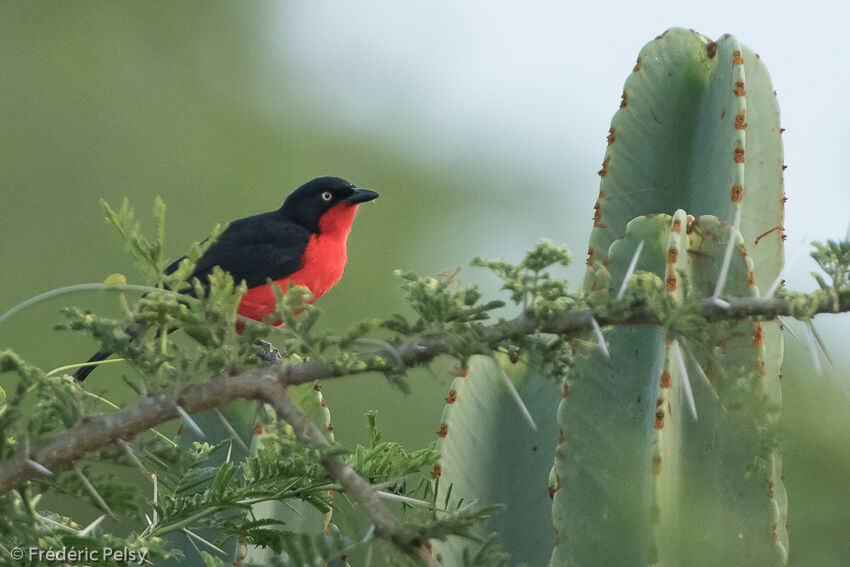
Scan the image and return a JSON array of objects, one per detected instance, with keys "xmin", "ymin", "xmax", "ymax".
[{"xmin": 255, "ymin": 339, "xmax": 282, "ymax": 363}]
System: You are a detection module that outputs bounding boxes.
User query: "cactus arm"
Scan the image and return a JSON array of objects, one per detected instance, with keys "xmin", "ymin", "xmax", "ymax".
[
  {"xmin": 586, "ymin": 29, "xmax": 784, "ymax": 291},
  {"xmin": 554, "ymin": 210, "xmax": 787, "ymax": 566},
  {"xmin": 432, "ymin": 355, "xmax": 561, "ymax": 566}
]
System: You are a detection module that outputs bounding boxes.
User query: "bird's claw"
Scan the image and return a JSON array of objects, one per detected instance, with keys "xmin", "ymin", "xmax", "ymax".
[{"xmin": 255, "ymin": 339, "xmax": 282, "ymax": 363}]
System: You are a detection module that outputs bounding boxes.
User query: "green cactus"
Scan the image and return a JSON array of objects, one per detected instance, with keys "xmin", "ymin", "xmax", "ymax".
[
  {"xmin": 433, "ymin": 28, "xmax": 787, "ymax": 566},
  {"xmin": 554, "ymin": 27, "xmax": 786, "ymax": 566},
  {"xmin": 432, "ymin": 355, "xmax": 561, "ymax": 566},
  {"xmin": 553, "ymin": 211, "xmax": 786, "ymax": 565}
]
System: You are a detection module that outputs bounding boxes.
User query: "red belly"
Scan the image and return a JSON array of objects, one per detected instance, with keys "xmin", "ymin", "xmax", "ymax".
[{"xmin": 236, "ymin": 231, "xmax": 348, "ymax": 325}]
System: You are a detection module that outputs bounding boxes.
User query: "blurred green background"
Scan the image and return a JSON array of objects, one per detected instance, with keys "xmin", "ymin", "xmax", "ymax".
[{"xmin": 1, "ymin": 3, "xmax": 849, "ymax": 565}]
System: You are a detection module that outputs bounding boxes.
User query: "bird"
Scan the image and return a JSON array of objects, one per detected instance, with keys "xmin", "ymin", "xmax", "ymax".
[{"xmin": 73, "ymin": 176, "xmax": 379, "ymax": 381}]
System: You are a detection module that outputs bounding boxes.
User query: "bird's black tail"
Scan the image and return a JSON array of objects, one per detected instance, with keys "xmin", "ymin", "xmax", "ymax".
[{"xmin": 73, "ymin": 350, "xmax": 114, "ymax": 381}]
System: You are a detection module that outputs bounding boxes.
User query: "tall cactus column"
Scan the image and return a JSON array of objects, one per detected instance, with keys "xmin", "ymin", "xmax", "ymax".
[{"xmin": 552, "ymin": 29, "xmax": 787, "ymax": 566}]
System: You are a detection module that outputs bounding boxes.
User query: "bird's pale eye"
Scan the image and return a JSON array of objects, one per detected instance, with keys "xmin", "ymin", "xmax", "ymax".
[{"xmin": 321, "ymin": 191, "xmax": 333, "ymax": 202}]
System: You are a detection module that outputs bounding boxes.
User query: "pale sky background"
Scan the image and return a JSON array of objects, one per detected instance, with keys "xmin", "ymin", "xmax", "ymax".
[
  {"xmin": 263, "ymin": 1, "xmax": 848, "ymax": 294},
  {"xmin": 245, "ymin": 1, "xmax": 850, "ymax": 372}
]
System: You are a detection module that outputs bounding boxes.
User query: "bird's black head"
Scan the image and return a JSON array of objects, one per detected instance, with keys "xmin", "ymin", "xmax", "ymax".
[{"xmin": 281, "ymin": 177, "xmax": 379, "ymax": 233}]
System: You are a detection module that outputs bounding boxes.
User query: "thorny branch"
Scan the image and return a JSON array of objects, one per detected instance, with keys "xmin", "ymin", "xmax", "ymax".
[{"xmin": 0, "ymin": 288, "xmax": 847, "ymax": 558}]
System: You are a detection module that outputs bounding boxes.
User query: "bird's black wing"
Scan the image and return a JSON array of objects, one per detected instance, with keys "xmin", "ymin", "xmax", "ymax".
[
  {"xmin": 166, "ymin": 212, "xmax": 311, "ymax": 291},
  {"xmin": 75, "ymin": 213, "xmax": 309, "ymax": 382}
]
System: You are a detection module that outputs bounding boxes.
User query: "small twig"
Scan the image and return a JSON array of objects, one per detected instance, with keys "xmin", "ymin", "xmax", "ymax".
[
  {"xmin": 46, "ymin": 358, "xmax": 125, "ymax": 377},
  {"xmin": 0, "ymin": 283, "xmax": 183, "ymax": 327},
  {"xmin": 259, "ymin": 384, "xmax": 429, "ymax": 561}
]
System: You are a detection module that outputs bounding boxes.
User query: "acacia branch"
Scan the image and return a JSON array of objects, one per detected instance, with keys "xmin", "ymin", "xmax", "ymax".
[
  {"xmin": 0, "ymin": 368, "xmax": 429, "ymax": 559},
  {"xmin": 0, "ymin": 288, "xmax": 847, "ymax": 556},
  {"xmin": 2, "ymin": 291, "xmax": 849, "ymax": 495},
  {"xmin": 259, "ymin": 385, "xmax": 430, "ymax": 561}
]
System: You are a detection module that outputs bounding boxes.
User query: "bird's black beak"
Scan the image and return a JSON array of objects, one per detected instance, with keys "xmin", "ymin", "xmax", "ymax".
[{"xmin": 345, "ymin": 189, "xmax": 379, "ymax": 204}]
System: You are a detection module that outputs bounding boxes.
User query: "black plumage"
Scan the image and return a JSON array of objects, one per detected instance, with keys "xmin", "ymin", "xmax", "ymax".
[{"xmin": 73, "ymin": 176, "xmax": 378, "ymax": 381}]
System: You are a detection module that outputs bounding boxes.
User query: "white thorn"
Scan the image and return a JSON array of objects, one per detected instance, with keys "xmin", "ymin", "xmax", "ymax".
[
  {"xmin": 780, "ymin": 316, "xmax": 804, "ymax": 346},
  {"xmin": 362, "ymin": 524, "xmax": 376, "ymax": 542},
  {"xmin": 74, "ymin": 466, "xmax": 115, "ymax": 518},
  {"xmin": 176, "ymin": 405, "xmax": 205, "ymax": 438},
  {"xmin": 183, "ymin": 528, "xmax": 227, "ymax": 555},
  {"xmin": 0, "ymin": 543, "xmax": 13, "ymax": 559},
  {"xmin": 457, "ymin": 497, "xmax": 482, "ymax": 514},
  {"xmin": 806, "ymin": 322, "xmax": 848, "ymax": 395},
  {"xmin": 365, "ymin": 543, "xmax": 373, "ymax": 567},
  {"xmin": 765, "ymin": 236, "xmax": 808, "ymax": 299},
  {"xmin": 144, "ymin": 512, "xmax": 153, "ymax": 527},
  {"xmin": 74, "ymin": 466, "xmax": 115, "ymax": 517},
  {"xmin": 214, "ymin": 409, "xmax": 249, "ymax": 451},
  {"xmin": 152, "ymin": 472, "xmax": 159, "ymax": 525},
  {"xmin": 183, "ymin": 528, "xmax": 204, "ymax": 558},
  {"xmin": 713, "ymin": 204, "xmax": 743, "ymax": 301},
  {"xmin": 705, "ymin": 296, "xmax": 732, "ymax": 310},
  {"xmin": 803, "ymin": 322, "xmax": 823, "ymax": 375},
  {"xmin": 79, "ymin": 514, "xmax": 106, "ymax": 536},
  {"xmin": 807, "ymin": 320, "xmax": 838, "ymax": 375},
  {"xmin": 617, "ymin": 240, "xmax": 645, "ymax": 300},
  {"xmin": 225, "ymin": 440, "xmax": 233, "ymax": 463},
  {"xmin": 672, "ymin": 340, "xmax": 698, "ymax": 420},
  {"xmin": 26, "ymin": 458, "xmax": 53, "ymax": 477},
  {"xmin": 33, "ymin": 512, "xmax": 76, "ymax": 532},
  {"xmin": 679, "ymin": 338, "xmax": 720, "ymax": 402},
  {"xmin": 495, "ymin": 359, "xmax": 538, "ymax": 431},
  {"xmin": 118, "ymin": 438, "xmax": 149, "ymax": 477},
  {"xmin": 589, "ymin": 317, "xmax": 610, "ymax": 359},
  {"xmin": 376, "ymin": 490, "xmax": 431, "ymax": 507}
]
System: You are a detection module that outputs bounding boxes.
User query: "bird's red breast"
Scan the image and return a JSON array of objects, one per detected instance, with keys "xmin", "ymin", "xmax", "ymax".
[{"xmin": 236, "ymin": 202, "xmax": 361, "ymax": 324}]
